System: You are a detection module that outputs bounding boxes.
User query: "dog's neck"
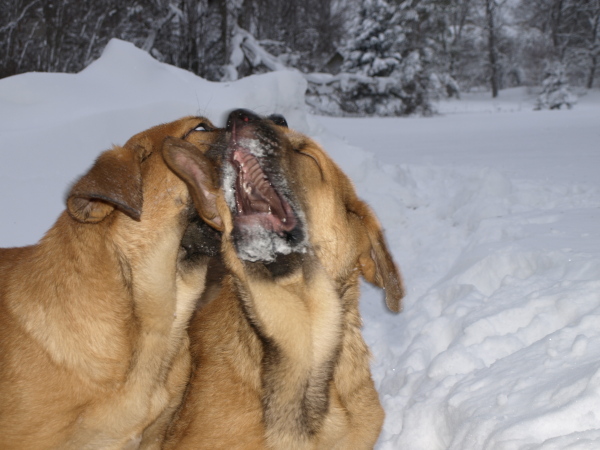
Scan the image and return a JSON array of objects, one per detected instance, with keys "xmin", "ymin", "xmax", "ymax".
[
  {"xmin": 5, "ymin": 213, "xmax": 134, "ymax": 384},
  {"xmin": 227, "ymin": 253, "xmax": 344, "ymax": 447},
  {"xmin": 7, "ymin": 211, "xmax": 204, "ymax": 386}
]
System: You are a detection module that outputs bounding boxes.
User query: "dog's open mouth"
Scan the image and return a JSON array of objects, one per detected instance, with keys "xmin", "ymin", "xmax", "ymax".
[
  {"xmin": 223, "ymin": 109, "xmax": 307, "ymax": 263},
  {"xmin": 231, "ymin": 147, "xmax": 296, "ymax": 235}
]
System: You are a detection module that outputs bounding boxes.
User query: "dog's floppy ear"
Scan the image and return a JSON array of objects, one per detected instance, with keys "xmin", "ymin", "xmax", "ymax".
[
  {"xmin": 162, "ymin": 137, "xmax": 223, "ymax": 231},
  {"xmin": 354, "ymin": 200, "xmax": 405, "ymax": 313},
  {"xmin": 67, "ymin": 147, "xmax": 143, "ymax": 223}
]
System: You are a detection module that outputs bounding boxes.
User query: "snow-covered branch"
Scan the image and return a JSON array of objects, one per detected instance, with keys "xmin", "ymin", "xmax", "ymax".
[
  {"xmin": 223, "ymin": 26, "xmax": 290, "ymax": 81},
  {"xmin": 0, "ymin": 0, "xmax": 39, "ymax": 33}
]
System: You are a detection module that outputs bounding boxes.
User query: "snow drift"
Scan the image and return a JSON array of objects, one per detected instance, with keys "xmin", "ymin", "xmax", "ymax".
[{"xmin": 1, "ymin": 39, "xmax": 600, "ymax": 449}]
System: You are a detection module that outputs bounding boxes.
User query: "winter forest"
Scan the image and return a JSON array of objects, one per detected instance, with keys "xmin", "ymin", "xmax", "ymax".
[{"xmin": 2, "ymin": 0, "xmax": 599, "ymax": 116}]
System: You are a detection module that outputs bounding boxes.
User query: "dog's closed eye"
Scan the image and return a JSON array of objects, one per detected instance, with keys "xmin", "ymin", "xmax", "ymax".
[{"xmin": 294, "ymin": 146, "xmax": 323, "ymax": 179}]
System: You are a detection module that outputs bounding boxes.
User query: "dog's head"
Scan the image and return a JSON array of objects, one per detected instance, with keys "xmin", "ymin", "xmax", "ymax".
[
  {"xmin": 66, "ymin": 116, "xmax": 224, "ymax": 266},
  {"xmin": 210, "ymin": 109, "xmax": 404, "ymax": 312}
]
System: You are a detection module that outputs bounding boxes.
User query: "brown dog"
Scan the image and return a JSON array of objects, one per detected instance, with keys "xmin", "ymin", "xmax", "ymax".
[
  {"xmin": 0, "ymin": 117, "xmax": 224, "ymax": 449},
  {"xmin": 164, "ymin": 110, "xmax": 404, "ymax": 449}
]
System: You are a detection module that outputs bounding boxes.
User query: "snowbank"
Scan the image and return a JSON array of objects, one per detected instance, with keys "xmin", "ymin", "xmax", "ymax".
[
  {"xmin": 0, "ymin": 39, "xmax": 310, "ymax": 247},
  {"xmin": 2, "ymin": 39, "xmax": 600, "ymax": 449}
]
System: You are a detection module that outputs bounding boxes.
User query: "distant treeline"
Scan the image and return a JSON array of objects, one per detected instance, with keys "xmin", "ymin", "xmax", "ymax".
[{"xmin": 1, "ymin": 0, "xmax": 598, "ymax": 95}]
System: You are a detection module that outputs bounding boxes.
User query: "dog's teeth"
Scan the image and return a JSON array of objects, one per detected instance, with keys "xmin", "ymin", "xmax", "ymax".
[{"xmin": 282, "ymin": 218, "xmax": 286, "ymax": 223}]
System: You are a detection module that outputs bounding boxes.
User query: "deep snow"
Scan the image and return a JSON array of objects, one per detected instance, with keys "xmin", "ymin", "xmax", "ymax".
[{"xmin": 1, "ymin": 39, "xmax": 600, "ymax": 449}]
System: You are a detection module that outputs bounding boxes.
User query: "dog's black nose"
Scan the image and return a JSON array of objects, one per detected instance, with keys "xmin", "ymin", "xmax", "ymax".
[{"xmin": 226, "ymin": 109, "xmax": 261, "ymax": 131}]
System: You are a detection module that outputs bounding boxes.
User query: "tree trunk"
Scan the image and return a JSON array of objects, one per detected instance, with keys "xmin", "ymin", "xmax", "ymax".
[
  {"xmin": 485, "ymin": 0, "xmax": 500, "ymax": 97},
  {"xmin": 142, "ymin": 9, "xmax": 176, "ymax": 54},
  {"xmin": 42, "ymin": 0, "xmax": 67, "ymax": 72},
  {"xmin": 551, "ymin": 0, "xmax": 565, "ymax": 53},
  {"xmin": 588, "ymin": 6, "xmax": 600, "ymax": 89},
  {"xmin": 449, "ymin": 0, "xmax": 473, "ymax": 79},
  {"xmin": 589, "ymin": 55, "xmax": 597, "ymax": 88},
  {"xmin": 220, "ymin": 0, "xmax": 229, "ymax": 67}
]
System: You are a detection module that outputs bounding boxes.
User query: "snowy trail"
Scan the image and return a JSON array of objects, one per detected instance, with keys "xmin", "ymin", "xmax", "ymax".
[
  {"xmin": 319, "ymin": 96, "xmax": 600, "ymax": 448},
  {"xmin": 1, "ymin": 40, "xmax": 600, "ymax": 449},
  {"xmin": 366, "ymin": 169, "xmax": 600, "ymax": 448}
]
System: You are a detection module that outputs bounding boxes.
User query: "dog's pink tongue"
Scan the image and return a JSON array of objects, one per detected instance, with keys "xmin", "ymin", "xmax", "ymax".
[
  {"xmin": 226, "ymin": 109, "xmax": 299, "ymax": 236},
  {"xmin": 233, "ymin": 151, "xmax": 287, "ymax": 224}
]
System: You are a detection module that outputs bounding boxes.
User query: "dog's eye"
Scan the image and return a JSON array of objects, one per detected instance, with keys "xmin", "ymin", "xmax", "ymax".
[
  {"xmin": 268, "ymin": 114, "xmax": 288, "ymax": 128},
  {"xmin": 194, "ymin": 123, "xmax": 213, "ymax": 132},
  {"xmin": 183, "ymin": 122, "xmax": 215, "ymax": 140}
]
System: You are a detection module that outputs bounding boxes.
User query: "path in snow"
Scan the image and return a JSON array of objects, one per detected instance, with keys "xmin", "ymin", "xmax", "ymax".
[{"xmin": 320, "ymin": 91, "xmax": 600, "ymax": 449}]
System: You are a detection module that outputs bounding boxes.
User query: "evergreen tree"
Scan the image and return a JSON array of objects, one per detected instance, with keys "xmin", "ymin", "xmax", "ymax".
[
  {"xmin": 341, "ymin": 0, "xmax": 404, "ymax": 77},
  {"xmin": 337, "ymin": 0, "xmax": 434, "ymax": 116},
  {"xmin": 535, "ymin": 62, "xmax": 577, "ymax": 109}
]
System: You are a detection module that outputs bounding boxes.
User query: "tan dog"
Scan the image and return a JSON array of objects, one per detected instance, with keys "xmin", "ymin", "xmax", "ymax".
[
  {"xmin": 0, "ymin": 117, "xmax": 224, "ymax": 449},
  {"xmin": 164, "ymin": 109, "xmax": 404, "ymax": 449}
]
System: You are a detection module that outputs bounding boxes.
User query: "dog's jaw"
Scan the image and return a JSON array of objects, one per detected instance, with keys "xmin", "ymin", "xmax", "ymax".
[
  {"xmin": 223, "ymin": 111, "xmax": 307, "ymax": 263},
  {"xmin": 231, "ymin": 144, "xmax": 296, "ymax": 234}
]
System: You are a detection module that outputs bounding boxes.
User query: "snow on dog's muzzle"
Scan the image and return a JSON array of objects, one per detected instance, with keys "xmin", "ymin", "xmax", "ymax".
[{"xmin": 223, "ymin": 109, "xmax": 306, "ymax": 262}]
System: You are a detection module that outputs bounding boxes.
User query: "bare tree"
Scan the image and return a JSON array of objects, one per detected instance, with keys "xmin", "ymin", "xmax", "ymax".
[
  {"xmin": 587, "ymin": 1, "xmax": 600, "ymax": 87},
  {"xmin": 447, "ymin": 0, "xmax": 475, "ymax": 76},
  {"xmin": 574, "ymin": 0, "xmax": 600, "ymax": 88},
  {"xmin": 485, "ymin": 0, "xmax": 500, "ymax": 97},
  {"xmin": 0, "ymin": 0, "xmax": 40, "ymax": 77},
  {"xmin": 518, "ymin": 0, "xmax": 600, "ymax": 87}
]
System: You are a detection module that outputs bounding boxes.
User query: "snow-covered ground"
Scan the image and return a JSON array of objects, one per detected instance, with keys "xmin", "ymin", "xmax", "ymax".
[{"xmin": 2, "ymin": 39, "xmax": 600, "ymax": 449}]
